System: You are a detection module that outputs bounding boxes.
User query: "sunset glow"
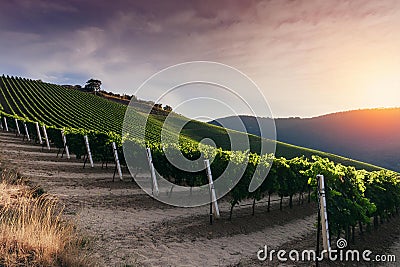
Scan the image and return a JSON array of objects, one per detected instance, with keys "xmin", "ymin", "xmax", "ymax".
[{"xmin": 0, "ymin": 0, "xmax": 399, "ymax": 117}]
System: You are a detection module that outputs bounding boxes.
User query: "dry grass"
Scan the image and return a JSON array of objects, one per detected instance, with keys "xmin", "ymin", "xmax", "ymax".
[{"xmin": 0, "ymin": 168, "xmax": 93, "ymax": 267}]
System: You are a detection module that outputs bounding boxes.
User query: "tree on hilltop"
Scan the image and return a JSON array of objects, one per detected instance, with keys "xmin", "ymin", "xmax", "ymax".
[
  {"xmin": 85, "ymin": 79, "xmax": 102, "ymax": 94},
  {"xmin": 163, "ymin": 105, "xmax": 173, "ymax": 112}
]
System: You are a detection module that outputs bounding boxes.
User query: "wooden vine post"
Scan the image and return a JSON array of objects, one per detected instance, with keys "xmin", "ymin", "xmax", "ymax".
[
  {"xmin": 61, "ymin": 130, "xmax": 70, "ymax": 159},
  {"xmin": 42, "ymin": 125, "xmax": 50, "ymax": 150},
  {"xmin": 84, "ymin": 135, "xmax": 94, "ymax": 168},
  {"xmin": 146, "ymin": 147, "xmax": 159, "ymax": 196},
  {"xmin": 15, "ymin": 118, "xmax": 21, "ymax": 135},
  {"xmin": 35, "ymin": 122, "xmax": 43, "ymax": 144},
  {"xmin": 23, "ymin": 122, "xmax": 30, "ymax": 141},
  {"xmin": 112, "ymin": 142, "xmax": 123, "ymax": 181},
  {"xmin": 316, "ymin": 174, "xmax": 331, "ymax": 261},
  {"xmin": 204, "ymin": 159, "xmax": 220, "ymax": 224},
  {"xmin": 3, "ymin": 117, "xmax": 8, "ymax": 132}
]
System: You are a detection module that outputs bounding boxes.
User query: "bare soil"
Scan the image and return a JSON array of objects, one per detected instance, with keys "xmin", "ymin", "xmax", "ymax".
[{"xmin": 1, "ymin": 131, "xmax": 399, "ymax": 267}]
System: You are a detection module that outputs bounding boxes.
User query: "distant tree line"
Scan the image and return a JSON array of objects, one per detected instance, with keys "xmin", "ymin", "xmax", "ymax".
[
  {"xmin": 62, "ymin": 78, "xmax": 101, "ymax": 93},
  {"xmin": 62, "ymin": 78, "xmax": 173, "ymax": 113}
]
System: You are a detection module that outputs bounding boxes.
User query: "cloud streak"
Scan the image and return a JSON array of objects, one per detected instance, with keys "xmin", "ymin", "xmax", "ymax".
[{"xmin": 0, "ymin": 0, "xmax": 399, "ymax": 117}]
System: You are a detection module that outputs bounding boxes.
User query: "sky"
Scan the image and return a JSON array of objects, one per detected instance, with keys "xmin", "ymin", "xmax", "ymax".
[{"xmin": 0, "ymin": 0, "xmax": 400, "ymax": 118}]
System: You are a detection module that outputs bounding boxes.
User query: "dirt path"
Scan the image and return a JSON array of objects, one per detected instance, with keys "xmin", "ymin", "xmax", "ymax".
[
  {"xmin": 0, "ymin": 131, "xmax": 317, "ymax": 266},
  {"xmin": 386, "ymin": 241, "xmax": 400, "ymax": 267}
]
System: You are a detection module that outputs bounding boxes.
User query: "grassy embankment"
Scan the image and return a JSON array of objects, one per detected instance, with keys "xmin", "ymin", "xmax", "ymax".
[{"xmin": 0, "ymin": 167, "xmax": 92, "ymax": 267}]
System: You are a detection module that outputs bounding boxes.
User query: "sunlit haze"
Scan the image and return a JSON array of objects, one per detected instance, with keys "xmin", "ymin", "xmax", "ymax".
[{"xmin": 0, "ymin": 0, "xmax": 399, "ymax": 118}]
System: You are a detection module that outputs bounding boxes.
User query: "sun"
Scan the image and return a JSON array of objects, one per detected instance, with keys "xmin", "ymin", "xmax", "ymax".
[{"xmin": 360, "ymin": 65, "xmax": 399, "ymax": 107}]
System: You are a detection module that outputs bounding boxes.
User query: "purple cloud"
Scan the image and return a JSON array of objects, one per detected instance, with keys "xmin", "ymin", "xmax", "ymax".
[{"xmin": 0, "ymin": 0, "xmax": 399, "ymax": 117}]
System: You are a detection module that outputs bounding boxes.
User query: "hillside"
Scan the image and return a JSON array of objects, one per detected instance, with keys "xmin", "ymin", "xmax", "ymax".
[
  {"xmin": 209, "ymin": 109, "xmax": 400, "ymax": 172},
  {"xmin": 0, "ymin": 75, "xmax": 383, "ymax": 171},
  {"xmin": 0, "ymin": 76, "xmax": 125, "ymax": 133}
]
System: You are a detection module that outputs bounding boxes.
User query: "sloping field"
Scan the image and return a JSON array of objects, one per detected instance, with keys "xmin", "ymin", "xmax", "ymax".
[
  {"xmin": 0, "ymin": 75, "xmax": 382, "ymax": 170},
  {"xmin": 1, "ymin": 76, "xmax": 400, "ymax": 266}
]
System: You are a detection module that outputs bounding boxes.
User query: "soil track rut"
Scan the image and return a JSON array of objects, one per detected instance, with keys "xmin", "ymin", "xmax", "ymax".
[{"xmin": 0, "ymin": 131, "xmax": 317, "ymax": 266}]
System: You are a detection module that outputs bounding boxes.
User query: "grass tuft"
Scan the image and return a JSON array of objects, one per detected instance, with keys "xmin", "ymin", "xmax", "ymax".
[{"xmin": 0, "ymin": 168, "xmax": 93, "ymax": 267}]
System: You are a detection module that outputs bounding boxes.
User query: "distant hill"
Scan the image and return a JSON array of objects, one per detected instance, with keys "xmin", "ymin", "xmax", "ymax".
[{"xmin": 209, "ymin": 108, "xmax": 400, "ymax": 172}]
